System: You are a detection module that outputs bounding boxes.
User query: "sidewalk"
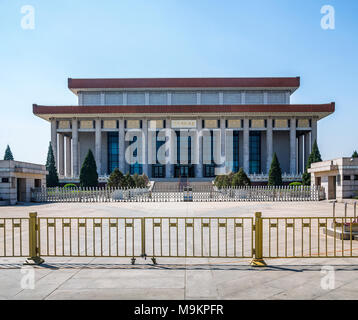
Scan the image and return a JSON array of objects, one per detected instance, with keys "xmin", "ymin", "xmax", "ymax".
[{"xmin": 1, "ymin": 257, "xmax": 357, "ymax": 300}]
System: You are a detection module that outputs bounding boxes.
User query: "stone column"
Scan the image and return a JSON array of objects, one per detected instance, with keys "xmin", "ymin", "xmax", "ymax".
[
  {"xmin": 290, "ymin": 117, "xmax": 297, "ymax": 174},
  {"xmin": 298, "ymin": 134, "xmax": 304, "ymax": 174},
  {"xmin": 72, "ymin": 119, "xmax": 79, "ymax": 177},
  {"xmin": 220, "ymin": 118, "xmax": 226, "ymax": 174},
  {"xmin": 304, "ymin": 132, "xmax": 310, "ymax": 168},
  {"xmin": 118, "ymin": 119, "xmax": 126, "ymax": 174},
  {"xmin": 243, "ymin": 118, "xmax": 250, "ymax": 174},
  {"xmin": 195, "ymin": 118, "xmax": 203, "ymax": 178},
  {"xmin": 65, "ymin": 136, "xmax": 72, "ymax": 177},
  {"xmin": 266, "ymin": 118, "xmax": 273, "ymax": 174},
  {"xmin": 311, "ymin": 118, "xmax": 317, "ymax": 147},
  {"xmin": 95, "ymin": 119, "xmax": 102, "ymax": 175},
  {"xmin": 58, "ymin": 133, "xmax": 64, "ymax": 177},
  {"xmin": 142, "ymin": 119, "xmax": 149, "ymax": 177},
  {"xmin": 165, "ymin": 118, "xmax": 172, "ymax": 178},
  {"xmin": 51, "ymin": 119, "xmax": 58, "ymax": 169}
]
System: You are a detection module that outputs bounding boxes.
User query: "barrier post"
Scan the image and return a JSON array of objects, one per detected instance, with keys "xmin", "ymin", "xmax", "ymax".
[
  {"xmin": 141, "ymin": 218, "xmax": 147, "ymax": 259},
  {"xmin": 250, "ymin": 212, "xmax": 267, "ymax": 267},
  {"xmin": 25, "ymin": 212, "xmax": 44, "ymax": 265}
]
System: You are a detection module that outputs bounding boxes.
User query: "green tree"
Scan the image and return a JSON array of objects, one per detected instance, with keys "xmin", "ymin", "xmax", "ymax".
[
  {"xmin": 268, "ymin": 152, "xmax": 283, "ymax": 186},
  {"xmin": 132, "ymin": 173, "xmax": 140, "ymax": 187},
  {"xmin": 3, "ymin": 145, "xmax": 14, "ymax": 160},
  {"xmin": 122, "ymin": 173, "xmax": 135, "ymax": 188},
  {"xmin": 352, "ymin": 150, "xmax": 358, "ymax": 158},
  {"xmin": 79, "ymin": 149, "xmax": 98, "ymax": 187},
  {"xmin": 46, "ymin": 142, "xmax": 59, "ymax": 187},
  {"xmin": 142, "ymin": 174, "xmax": 149, "ymax": 187},
  {"xmin": 232, "ymin": 168, "xmax": 251, "ymax": 187},
  {"xmin": 214, "ymin": 175, "xmax": 224, "ymax": 188},
  {"xmin": 302, "ymin": 140, "xmax": 322, "ymax": 185},
  {"xmin": 107, "ymin": 168, "xmax": 124, "ymax": 188}
]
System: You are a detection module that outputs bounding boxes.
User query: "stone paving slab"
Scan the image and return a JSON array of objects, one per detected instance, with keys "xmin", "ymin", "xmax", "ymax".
[{"xmin": 0, "ymin": 257, "xmax": 357, "ymax": 300}]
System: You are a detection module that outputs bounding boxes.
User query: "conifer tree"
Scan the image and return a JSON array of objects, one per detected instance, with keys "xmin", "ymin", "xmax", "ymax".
[
  {"xmin": 80, "ymin": 149, "xmax": 98, "ymax": 187},
  {"xmin": 107, "ymin": 168, "xmax": 124, "ymax": 188},
  {"xmin": 123, "ymin": 173, "xmax": 135, "ymax": 188},
  {"xmin": 3, "ymin": 145, "xmax": 14, "ymax": 160},
  {"xmin": 268, "ymin": 152, "xmax": 283, "ymax": 186},
  {"xmin": 352, "ymin": 150, "xmax": 358, "ymax": 158},
  {"xmin": 46, "ymin": 142, "xmax": 59, "ymax": 187},
  {"xmin": 232, "ymin": 168, "xmax": 251, "ymax": 186},
  {"xmin": 302, "ymin": 140, "xmax": 322, "ymax": 185}
]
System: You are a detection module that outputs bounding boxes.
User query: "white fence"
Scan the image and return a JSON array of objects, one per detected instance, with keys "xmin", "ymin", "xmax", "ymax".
[{"xmin": 31, "ymin": 185, "xmax": 324, "ymax": 203}]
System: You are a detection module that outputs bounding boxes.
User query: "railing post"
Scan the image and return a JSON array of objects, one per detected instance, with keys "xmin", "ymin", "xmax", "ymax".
[
  {"xmin": 250, "ymin": 212, "xmax": 267, "ymax": 267},
  {"xmin": 141, "ymin": 218, "xmax": 147, "ymax": 259},
  {"xmin": 25, "ymin": 212, "xmax": 44, "ymax": 265}
]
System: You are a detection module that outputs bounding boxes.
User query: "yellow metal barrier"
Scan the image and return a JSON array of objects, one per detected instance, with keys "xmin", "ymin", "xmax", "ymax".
[
  {"xmin": 1, "ymin": 212, "xmax": 358, "ymax": 266},
  {"xmin": 0, "ymin": 216, "xmax": 29, "ymax": 258}
]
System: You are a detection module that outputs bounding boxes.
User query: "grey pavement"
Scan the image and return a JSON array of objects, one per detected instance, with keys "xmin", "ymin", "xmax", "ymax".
[{"xmin": 0, "ymin": 257, "xmax": 358, "ymax": 300}]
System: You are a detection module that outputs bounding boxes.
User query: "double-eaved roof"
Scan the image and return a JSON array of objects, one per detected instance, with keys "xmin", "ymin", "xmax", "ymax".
[{"xmin": 33, "ymin": 77, "xmax": 335, "ymax": 121}]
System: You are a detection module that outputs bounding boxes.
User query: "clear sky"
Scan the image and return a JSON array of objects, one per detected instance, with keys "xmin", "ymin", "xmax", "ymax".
[{"xmin": 0, "ymin": 0, "xmax": 357, "ymax": 164}]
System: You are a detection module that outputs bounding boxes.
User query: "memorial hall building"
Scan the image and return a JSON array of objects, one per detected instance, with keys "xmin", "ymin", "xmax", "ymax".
[{"xmin": 33, "ymin": 77, "xmax": 335, "ymax": 183}]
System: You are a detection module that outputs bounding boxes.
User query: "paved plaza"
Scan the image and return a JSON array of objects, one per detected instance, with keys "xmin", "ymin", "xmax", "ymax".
[{"xmin": 1, "ymin": 201, "xmax": 358, "ymax": 300}]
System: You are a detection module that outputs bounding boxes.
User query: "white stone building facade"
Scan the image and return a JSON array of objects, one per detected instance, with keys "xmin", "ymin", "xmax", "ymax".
[
  {"xmin": 33, "ymin": 77, "xmax": 334, "ymax": 183},
  {"xmin": 309, "ymin": 158, "xmax": 358, "ymax": 200}
]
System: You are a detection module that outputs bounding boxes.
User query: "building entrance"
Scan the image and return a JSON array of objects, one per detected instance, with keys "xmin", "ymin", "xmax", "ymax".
[{"xmin": 174, "ymin": 165, "xmax": 194, "ymax": 178}]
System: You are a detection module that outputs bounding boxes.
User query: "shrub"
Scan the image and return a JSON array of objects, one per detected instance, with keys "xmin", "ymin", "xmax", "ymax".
[
  {"xmin": 142, "ymin": 174, "xmax": 149, "ymax": 187},
  {"xmin": 122, "ymin": 173, "xmax": 135, "ymax": 188},
  {"xmin": 214, "ymin": 175, "xmax": 224, "ymax": 188},
  {"xmin": 64, "ymin": 183, "xmax": 77, "ymax": 189},
  {"xmin": 232, "ymin": 168, "xmax": 251, "ymax": 187},
  {"xmin": 107, "ymin": 168, "xmax": 124, "ymax": 188},
  {"xmin": 289, "ymin": 182, "xmax": 302, "ymax": 186}
]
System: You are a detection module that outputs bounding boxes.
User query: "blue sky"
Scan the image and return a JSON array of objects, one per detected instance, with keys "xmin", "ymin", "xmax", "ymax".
[{"xmin": 0, "ymin": 0, "xmax": 357, "ymax": 164}]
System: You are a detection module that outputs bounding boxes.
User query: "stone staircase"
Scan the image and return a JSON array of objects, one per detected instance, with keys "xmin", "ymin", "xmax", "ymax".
[{"xmin": 152, "ymin": 180, "xmax": 214, "ymax": 192}]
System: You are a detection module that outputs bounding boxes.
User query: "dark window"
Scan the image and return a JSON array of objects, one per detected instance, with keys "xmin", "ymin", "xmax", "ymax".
[
  {"xmin": 152, "ymin": 164, "xmax": 165, "ymax": 178},
  {"xmin": 204, "ymin": 131, "xmax": 216, "ymax": 177},
  {"xmin": 354, "ymin": 175, "xmax": 358, "ymax": 181},
  {"xmin": 1, "ymin": 178, "xmax": 9, "ymax": 183},
  {"xmin": 152, "ymin": 131, "xmax": 165, "ymax": 178},
  {"xmin": 107, "ymin": 132, "xmax": 119, "ymax": 175},
  {"xmin": 233, "ymin": 130, "xmax": 240, "ymax": 173},
  {"xmin": 249, "ymin": 131, "xmax": 261, "ymax": 174},
  {"xmin": 343, "ymin": 175, "xmax": 351, "ymax": 181}
]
